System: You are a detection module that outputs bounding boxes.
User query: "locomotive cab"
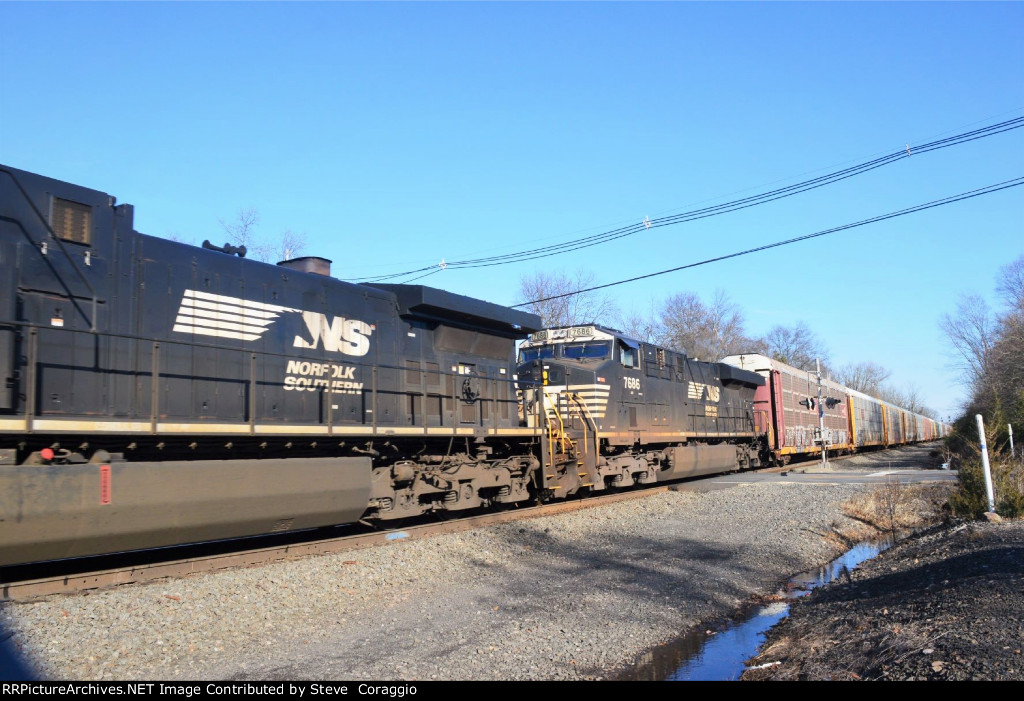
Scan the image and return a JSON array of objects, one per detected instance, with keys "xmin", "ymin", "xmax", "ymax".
[{"xmin": 516, "ymin": 325, "xmax": 634, "ymax": 431}]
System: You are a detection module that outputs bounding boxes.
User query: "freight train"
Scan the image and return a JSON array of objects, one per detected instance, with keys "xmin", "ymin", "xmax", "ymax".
[
  {"xmin": 0, "ymin": 165, "xmax": 946, "ymax": 567},
  {"xmin": 720, "ymin": 354, "xmax": 948, "ymax": 463}
]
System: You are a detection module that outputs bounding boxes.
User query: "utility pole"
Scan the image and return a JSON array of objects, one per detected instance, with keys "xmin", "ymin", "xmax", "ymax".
[{"xmin": 817, "ymin": 358, "xmax": 826, "ymax": 468}]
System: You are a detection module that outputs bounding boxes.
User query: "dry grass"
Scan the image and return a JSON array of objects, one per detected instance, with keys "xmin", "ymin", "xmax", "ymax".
[{"xmin": 832, "ymin": 482, "xmax": 954, "ymax": 546}]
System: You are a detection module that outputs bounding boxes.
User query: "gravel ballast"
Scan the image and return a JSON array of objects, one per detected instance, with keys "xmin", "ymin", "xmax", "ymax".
[{"xmin": 2, "ymin": 480, "xmax": 881, "ymax": 680}]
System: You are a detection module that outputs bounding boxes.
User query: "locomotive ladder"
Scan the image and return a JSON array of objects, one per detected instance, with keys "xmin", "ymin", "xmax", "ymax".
[{"xmin": 538, "ymin": 389, "xmax": 601, "ymax": 497}]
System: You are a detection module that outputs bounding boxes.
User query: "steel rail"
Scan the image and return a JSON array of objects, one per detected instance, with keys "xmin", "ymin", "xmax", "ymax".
[
  {"xmin": 0, "ymin": 442, "xmax": 944, "ymax": 601},
  {"xmin": 0, "ymin": 487, "xmax": 670, "ymax": 601}
]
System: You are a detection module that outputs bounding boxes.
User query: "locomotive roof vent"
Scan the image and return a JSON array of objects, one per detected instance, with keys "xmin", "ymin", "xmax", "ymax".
[{"xmin": 277, "ymin": 256, "xmax": 332, "ymax": 276}]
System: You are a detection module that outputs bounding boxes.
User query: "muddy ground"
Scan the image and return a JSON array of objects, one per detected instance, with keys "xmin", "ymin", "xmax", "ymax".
[{"xmin": 743, "ymin": 517, "xmax": 1024, "ymax": 681}]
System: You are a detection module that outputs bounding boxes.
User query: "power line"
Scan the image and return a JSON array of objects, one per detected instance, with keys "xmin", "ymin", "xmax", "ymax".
[
  {"xmin": 348, "ymin": 115, "xmax": 1024, "ymax": 282},
  {"xmin": 456, "ymin": 118, "xmax": 1024, "ymax": 268},
  {"xmin": 458, "ymin": 118, "xmax": 1024, "ymax": 266},
  {"xmin": 392, "ymin": 267, "xmax": 443, "ymax": 284},
  {"xmin": 513, "ymin": 176, "xmax": 1024, "ymax": 308}
]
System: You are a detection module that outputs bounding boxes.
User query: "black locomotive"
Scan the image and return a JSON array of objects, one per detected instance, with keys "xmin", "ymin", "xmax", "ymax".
[
  {"xmin": 516, "ymin": 325, "xmax": 765, "ymax": 496},
  {"xmin": 0, "ymin": 165, "xmax": 765, "ymax": 567},
  {"xmin": 0, "ymin": 165, "xmax": 549, "ymax": 565}
]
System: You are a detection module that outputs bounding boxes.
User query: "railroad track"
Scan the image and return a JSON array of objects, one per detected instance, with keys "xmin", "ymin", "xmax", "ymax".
[
  {"xmin": 0, "ymin": 486, "xmax": 671, "ymax": 601},
  {"xmin": 0, "ymin": 446, "xmax": 933, "ymax": 601}
]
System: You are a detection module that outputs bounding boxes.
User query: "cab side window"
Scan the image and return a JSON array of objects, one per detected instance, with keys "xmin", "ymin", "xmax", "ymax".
[{"xmin": 620, "ymin": 345, "xmax": 636, "ymax": 368}]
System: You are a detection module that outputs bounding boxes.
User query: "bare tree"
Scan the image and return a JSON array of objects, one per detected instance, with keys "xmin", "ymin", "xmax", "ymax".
[
  {"xmin": 260, "ymin": 229, "xmax": 308, "ymax": 263},
  {"xmin": 220, "ymin": 208, "xmax": 260, "ymax": 252},
  {"xmin": 984, "ymin": 309, "xmax": 1024, "ymax": 414},
  {"xmin": 835, "ymin": 361, "xmax": 892, "ymax": 395},
  {"xmin": 615, "ymin": 301, "xmax": 661, "ymax": 343},
  {"xmin": 940, "ymin": 293, "xmax": 995, "ymax": 388},
  {"xmin": 218, "ymin": 209, "xmax": 307, "ymax": 263},
  {"xmin": 517, "ymin": 269, "xmax": 617, "ymax": 328},
  {"xmin": 996, "ymin": 254, "xmax": 1024, "ymax": 312},
  {"xmin": 879, "ymin": 476, "xmax": 906, "ymax": 542},
  {"xmin": 657, "ymin": 290, "xmax": 752, "ymax": 361},
  {"xmin": 759, "ymin": 321, "xmax": 829, "ymax": 370},
  {"xmin": 163, "ymin": 232, "xmax": 195, "ymax": 245},
  {"xmin": 942, "ymin": 257, "xmax": 1024, "ymax": 460},
  {"xmin": 897, "ymin": 384, "xmax": 928, "ymax": 415},
  {"xmin": 877, "ymin": 384, "xmax": 907, "ymax": 408}
]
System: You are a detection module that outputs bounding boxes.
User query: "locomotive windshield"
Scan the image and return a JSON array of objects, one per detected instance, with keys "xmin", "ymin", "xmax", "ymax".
[
  {"xmin": 519, "ymin": 346, "xmax": 556, "ymax": 362},
  {"xmin": 562, "ymin": 341, "xmax": 610, "ymax": 360},
  {"xmin": 519, "ymin": 341, "xmax": 610, "ymax": 362}
]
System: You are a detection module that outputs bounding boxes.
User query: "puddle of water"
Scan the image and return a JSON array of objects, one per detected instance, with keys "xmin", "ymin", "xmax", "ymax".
[{"xmin": 620, "ymin": 539, "xmax": 892, "ymax": 681}]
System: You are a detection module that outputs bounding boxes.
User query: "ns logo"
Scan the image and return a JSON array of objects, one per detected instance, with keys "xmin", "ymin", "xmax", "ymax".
[
  {"xmin": 171, "ymin": 290, "xmax": 374, "ymax": 357},
  {"xmin": 293, "ymin": 311, "xmax": 374, "ymax": 357},
  {"xmin": 687, "ymin": 381, "xmax": 721, "ymax": 403}
]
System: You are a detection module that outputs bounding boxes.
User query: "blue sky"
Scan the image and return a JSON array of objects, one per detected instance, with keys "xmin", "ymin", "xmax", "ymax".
[{"xmin": 1, "ymin": 2, "xmax": 1021, "ymax": 421}]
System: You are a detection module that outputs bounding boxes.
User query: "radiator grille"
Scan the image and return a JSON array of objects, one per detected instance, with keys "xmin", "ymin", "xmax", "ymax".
[{"xmin": 52, "ymin": 197, "xmax": 92, "ymax": 244}]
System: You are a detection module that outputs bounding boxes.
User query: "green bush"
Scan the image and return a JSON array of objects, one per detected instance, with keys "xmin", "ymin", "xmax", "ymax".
[
  {"xmin": 949, "ymin": 455, "xmax": 1024, "ymax": 519},
  {"xmin": 997, "ymin": 460, "xmax": 1024, "ymax": 517}
]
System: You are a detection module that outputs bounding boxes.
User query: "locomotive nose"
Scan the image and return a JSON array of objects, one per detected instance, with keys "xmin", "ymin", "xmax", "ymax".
[{"xmin": 515, "ymin": 359, "xmax": 544, "ymax": 388}]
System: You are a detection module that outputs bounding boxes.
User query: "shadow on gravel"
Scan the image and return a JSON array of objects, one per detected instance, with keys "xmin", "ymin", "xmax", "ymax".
[
  {"xmin": 444, "ymin": 527, "xmax": 810, "ymax": 676},
  {"xmin": 238, "ymin": 528, "xmax": 801, "ymax": 681},
  {"xmin": 469, "ymin": 526, "xmax": 768, "ymax": 601}
]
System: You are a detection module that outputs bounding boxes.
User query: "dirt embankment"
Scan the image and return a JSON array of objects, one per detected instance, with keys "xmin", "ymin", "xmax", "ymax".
[{"xmin": 744, "ymin": 517, "xmax": 1024, "ymax": 681}]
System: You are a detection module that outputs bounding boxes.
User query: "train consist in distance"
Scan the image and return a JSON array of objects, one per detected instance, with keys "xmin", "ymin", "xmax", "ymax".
[
  {"xmin": 721, "ymin": 354, "xmax": 948, "ymax": 463},
  {"xmin": 0, "ymin": 165, "xmax": 946, "ymax": 567}
]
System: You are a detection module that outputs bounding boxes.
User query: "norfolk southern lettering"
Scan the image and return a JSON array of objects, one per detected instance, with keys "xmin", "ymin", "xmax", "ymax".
[
  {"xmin": 283, "ymin": 361, "xmax": 364, "ymax": 394},
  {"xmin": 172, "ymin": 289, "xmax": 374, "ymax": 357}
]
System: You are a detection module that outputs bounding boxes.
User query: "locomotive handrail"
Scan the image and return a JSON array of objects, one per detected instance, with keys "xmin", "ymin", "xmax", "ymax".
[
  {"xmin": 249, "ymin": 353, "xmax": 258, "ymax": 434},
  {"xmin": 0, "ymin": 316, "xmax": 531, "ymax": 389},
  {"xmin": 0, "ymin": 167, "xmax": 99, "ymax": 332},
  {"xmin": 491, "ymin": 378, "xmax": 499, "ymax": 432},
  {"xmin": 550, "ymin": 392, "xmax": 571, "ymax": 456},
  {"xmin": 567, "ymin": 392, "xmax": 600, "ymax": 482},
  {"xmin": 24, "ymin": 328, "xmax": 37, "ymax": 432},
  {"xmin": 151, "ymin": 342, "xmax": 160, "ymax": 433},
  {"xmin": 1, "ymin": 316, "xmax": 531, "ymax": 436},
  {"xmin": 540, "ymin": 390, "xmax": 557, "ymax": 475}
]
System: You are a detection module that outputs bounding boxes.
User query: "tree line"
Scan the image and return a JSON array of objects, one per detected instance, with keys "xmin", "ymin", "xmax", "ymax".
[
  {"xmin": 942, "ymin": 254, "xmax": 1024, "ymax": 519},
  {"xmin": 942, "ymin": 254, "xmax": 1024, "ymax": 450},
  {"xmin": 518, "ymin": 269, "xmax": 935, "ymax": 417}
]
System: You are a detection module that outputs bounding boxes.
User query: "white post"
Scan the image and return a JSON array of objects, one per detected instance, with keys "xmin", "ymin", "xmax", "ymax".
[
  {"xmin": 1010, "ymin": 424, "xmax": 1015, "ymax": 458},
  {"xmin": 976, "ymin": 414, "xmax": 996, "ymax": 513},
  {"xmin": 817, "ymin": 359, "xmax": 826, "ymax": 468}
]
